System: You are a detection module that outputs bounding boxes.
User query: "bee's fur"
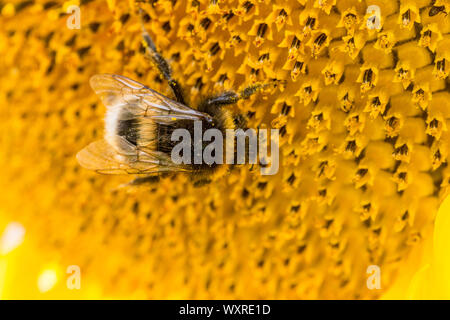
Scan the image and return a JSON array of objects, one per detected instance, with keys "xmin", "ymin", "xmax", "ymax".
[{"xmin": 140, "ymin": 95, "xmax": 242, "ymax": 181}]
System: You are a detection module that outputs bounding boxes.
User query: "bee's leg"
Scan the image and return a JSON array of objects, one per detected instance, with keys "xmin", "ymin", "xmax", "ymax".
[
  {"xmin": 139, "ymin": 11, "xmax": 186, "ymax": 105},
  {"xmin": 193, "ymin": 178, "xmax": 212, "ymax": 188},
  {"xmin": 199, "ymin": 79, "xmax": 285, "ymax": 110},
  {"xmin": 239, "ymin": 80, "xmax": 285, "ymax": 100},
  {"xmin": 126, "ymin": 175, "xmax": 160, "ymax": 186}
]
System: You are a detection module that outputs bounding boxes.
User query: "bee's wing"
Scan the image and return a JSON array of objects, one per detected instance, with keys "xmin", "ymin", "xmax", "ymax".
[
  {"xmin": 78, "ymin": 74, "xmax": 209, "ymax": 174},
  {"xmin": 89, "ymin": 74, "xmax": 211, "ymax": 123},
  {"xmin": 77, "ymin": 74, "xmax": 209, "ymax": 175},
  {"xmin": 76, "ymin": 137, "xmax": 188, "ymax": 175}
]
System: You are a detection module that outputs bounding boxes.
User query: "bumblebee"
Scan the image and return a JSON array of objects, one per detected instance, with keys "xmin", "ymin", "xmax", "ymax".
[{"xmin": 77, "ymin": 14, "xmax": 282, "ymax": 186}]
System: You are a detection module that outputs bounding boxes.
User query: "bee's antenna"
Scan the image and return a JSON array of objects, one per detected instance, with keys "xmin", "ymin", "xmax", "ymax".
[
  {"xmin": 138, "ymin": 8, "xmax": 157, "ymax": 52},
  {"xmin": 136, "ymin": 6, "xmax": 187, "ymax": 104}
]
